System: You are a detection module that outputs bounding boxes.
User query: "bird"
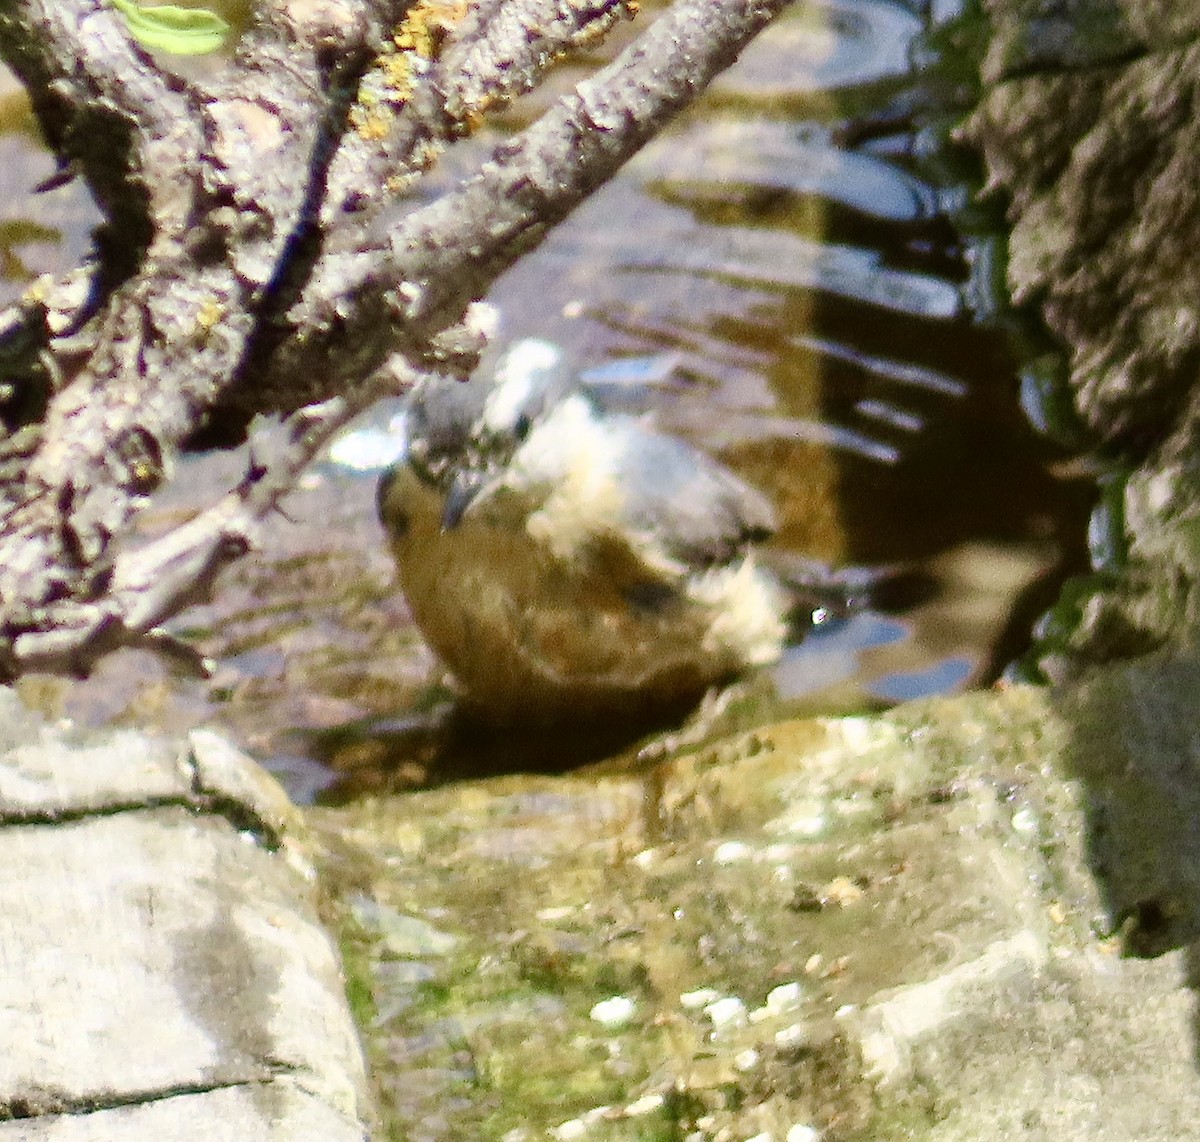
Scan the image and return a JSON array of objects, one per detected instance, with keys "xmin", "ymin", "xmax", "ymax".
[{"xmin": 377, "ymin": 338, "xmax": 853, "ymax": 726}]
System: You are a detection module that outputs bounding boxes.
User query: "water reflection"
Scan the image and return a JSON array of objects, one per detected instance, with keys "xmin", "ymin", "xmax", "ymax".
[
  {"xmin": 0, "ymin": 1, "xmax": 1093, "ymax": 798},
  {"xmin": 0, "ymin": 75, "xmax": 96, "ymax": 301},
  {"xmin": 709, "ymin": 0, "xmax": 923, "ymax": 100}
]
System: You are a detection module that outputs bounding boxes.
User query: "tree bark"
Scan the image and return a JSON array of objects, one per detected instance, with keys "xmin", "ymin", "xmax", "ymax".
[{"xmin": 0, "ymin": 0, "xmax": 792, "ymax": 679}]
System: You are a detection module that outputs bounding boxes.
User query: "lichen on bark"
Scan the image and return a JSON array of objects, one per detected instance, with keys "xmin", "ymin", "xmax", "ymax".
[{"xmin": 0, "ymin": 0, "xmax": 791, "ymax": 679}]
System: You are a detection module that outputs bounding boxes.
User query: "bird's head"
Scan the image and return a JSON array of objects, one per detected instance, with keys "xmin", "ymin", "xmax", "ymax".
[{"xmin": 398, "ymin": 338, "xmax": 579, "ymax": 528}]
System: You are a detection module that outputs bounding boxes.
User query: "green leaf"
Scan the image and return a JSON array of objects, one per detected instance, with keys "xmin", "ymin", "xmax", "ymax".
[{"xmin": 109, "ymin": 0, "xmax": 231, "ymax": 56}]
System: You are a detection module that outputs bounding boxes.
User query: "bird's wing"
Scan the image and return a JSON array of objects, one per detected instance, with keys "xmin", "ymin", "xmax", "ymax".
[{"xmin": 612, "ymin": 420, "xmax": 777, "ymax": 569}]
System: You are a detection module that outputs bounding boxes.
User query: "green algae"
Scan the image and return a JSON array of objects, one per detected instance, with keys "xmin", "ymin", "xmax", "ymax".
[{"xmin": 312, "ymin": 685, "xmax": 1127, "ymax": 1140}]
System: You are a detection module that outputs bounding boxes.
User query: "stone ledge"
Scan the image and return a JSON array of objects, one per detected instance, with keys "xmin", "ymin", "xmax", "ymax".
[{"xmin": 0, "ymin": 690, "xmax": 371, "ymax": 1139}]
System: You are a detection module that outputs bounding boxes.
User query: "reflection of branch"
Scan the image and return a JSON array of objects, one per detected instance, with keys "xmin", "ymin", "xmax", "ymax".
[{"xmin": 0, "ymin": 0, "xmax": 789, "ymax": 677}]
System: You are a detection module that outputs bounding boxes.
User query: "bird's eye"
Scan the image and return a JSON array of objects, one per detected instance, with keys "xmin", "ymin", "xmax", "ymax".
[{"xmin": 514, "ymin": 413, "xmax": 532, "ymax": 440}]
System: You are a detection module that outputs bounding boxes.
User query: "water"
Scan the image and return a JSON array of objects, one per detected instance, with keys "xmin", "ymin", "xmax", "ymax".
[{"xmin": 0, "ymin": 1, "xmax": 1092, "ymax": 798}]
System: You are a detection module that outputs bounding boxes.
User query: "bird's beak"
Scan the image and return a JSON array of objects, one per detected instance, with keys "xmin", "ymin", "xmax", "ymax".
[{"xmin": 441, "ymin": 468, "xmax": 490, "ymax": 530}]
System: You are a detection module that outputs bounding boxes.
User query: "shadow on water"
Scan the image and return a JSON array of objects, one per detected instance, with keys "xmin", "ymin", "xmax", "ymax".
[{"xmin": 2, "ymin": 0, "xmax": 1095, "ymax": 801}]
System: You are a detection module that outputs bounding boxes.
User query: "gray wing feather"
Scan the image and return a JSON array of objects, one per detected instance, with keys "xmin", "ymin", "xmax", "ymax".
[{"xmin": 611, "ymin": 419, "xmax": 777, "ymax": 568}]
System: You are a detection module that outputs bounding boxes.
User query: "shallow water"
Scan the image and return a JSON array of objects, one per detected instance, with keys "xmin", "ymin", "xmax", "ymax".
[{"xmin": 0, "ymin": 0, "xmax": 1092, "ymax": 800}]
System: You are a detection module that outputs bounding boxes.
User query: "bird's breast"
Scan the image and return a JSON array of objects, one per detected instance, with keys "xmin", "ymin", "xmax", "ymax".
[{"xmin": 380, "ymin": 460, "xmax": 786, "ymax": 722}]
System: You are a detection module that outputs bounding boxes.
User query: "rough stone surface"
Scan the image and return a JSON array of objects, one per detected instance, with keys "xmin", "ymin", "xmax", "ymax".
[
  {"xmin": 315, "ymin": 677, "xmax": 1200, "ymax": 1140},
  {"xmin": 957, "ymin": 0, "xmax": 1200, "ymax": 692},
  {"xmin": 0, "ymin": 689, "xmax": 371, "ymax": 1139},
  {"xmin": 965, "ymin": 3, "xmax": 1200, "ymax": 450},
  {"xmin": 980, "ymin": 0, "xmax": 1200, "ymax": 80}
]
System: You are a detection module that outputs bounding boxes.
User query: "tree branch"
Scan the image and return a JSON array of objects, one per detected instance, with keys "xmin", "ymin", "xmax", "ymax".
[
  {"xmin": 0, "ymin": 0, "xmax": 791, "ymax": 679},
  {"xmin": 246, "ymin": 0, "xmax": 794, "ymax": 416},
  {"xmin": 320, "ymin": 0, "xmax": 638, "ymax": 222}
]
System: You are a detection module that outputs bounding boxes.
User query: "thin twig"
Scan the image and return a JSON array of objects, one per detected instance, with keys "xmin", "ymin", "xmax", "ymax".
[
  {"xmin": 9, "ymin": 366, "xmax": 412, "ymax": 676},
  {"xmin": 0, "ymin": 0, "xmax": 791, "ymax": 678},
  {"xmin": 266, "ymin": 0, "xmax": 795, "ymax": 411}
]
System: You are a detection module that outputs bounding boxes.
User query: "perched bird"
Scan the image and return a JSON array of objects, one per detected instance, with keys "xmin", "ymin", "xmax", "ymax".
[{"xmin": 378, "ymin": 339, "xmax": 844, "ymax": 725}]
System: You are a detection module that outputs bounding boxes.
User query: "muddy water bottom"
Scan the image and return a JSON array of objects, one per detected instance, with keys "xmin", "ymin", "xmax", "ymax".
[{"xmin": 3, "ymin": 1, "xmax": 1093, "ymax": 800}]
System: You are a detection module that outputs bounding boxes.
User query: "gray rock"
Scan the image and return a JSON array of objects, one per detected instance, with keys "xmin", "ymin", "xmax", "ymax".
[
  {"xmin": 0, "ymin": 688, "xmax": 371, "ymax": 1139},
  {"xmin": 965, "ymin": 3, "xmax": 1200, "ymax": 451}
]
